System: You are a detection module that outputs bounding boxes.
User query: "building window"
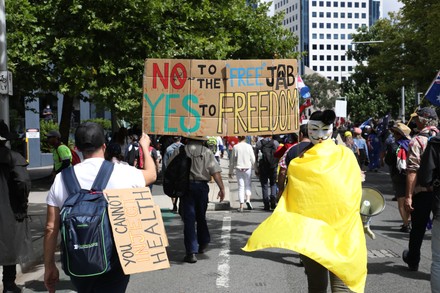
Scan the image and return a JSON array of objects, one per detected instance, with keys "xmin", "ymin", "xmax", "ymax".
[
  {"xmin": 327, "ymin": 66, "xmax": 331, "ymax": 71},
  {"xmin": 312, "ymin": 12, "xmax": 317, "ymax": 17},
  {"xmin": 341, "ymin": 12, "xmax": 345, "ymax": 18},
  {"xmin": 341, "ymin": 2, "xmax": 345, "ymax": 7},
  {"xmin": 335, "ymin": 76, "xmax": 339, "ymax": 82},
  {"xmin": 341, "ymin": 45, "xmax": 346, "ymax": 50},
  {"xmin": 320, "ymin": 34, "xmax": 324, "ymax": 39},
  {"xmin": 326, "ymin": 12, "xmax": 331, "ymax": 18},
  {"xmin": 334, "ymin": 34, "xmax": 339, "ymax": 39},
  {"xmin": 362, "ymin": 2, "xmax": 366, "ymax": 8},
  {"xmin": 327, "ymin": 23, "xmax": 331, "ymax": 28},
  {"xmin": 320, "ymin": 66, "xmax": 325, "ymax": 71},
  {"xmin": 333, "ymin": 12, "xmax": 338, "ymax": 18},
  {"xmin": 355, "ymin": 13, "xmax": 359, "ymax": 18},
  {"xmin": 327, "ymin": 55, "xmax": 331, "ymax": 61},
  {"xmin": 327, "ymin": 44, "xmax": 331, "ymax": 50},
  {"xmin": 320, "ymin": 55, "xmax": 324, "ymax": 61},
  {"xmin": 333, "ymin": 1, "xmax": 338, "ymax": 7},
  {"xmin": 312, "ymin": 23, "xmax": 317, "ymax": 28},
  {"xmin": 320, "ymin": 12, "xmax": 324, "ymax": 17},
  {"xmin": 348, "ymin": 13, "xmax": 352, "ymax": 18},
  {"xmin": 334, "ymin": 55, "xmax": 339, "ymax": 60},
  {"xmin": 341, "ymin": 23, "xmax": 345, "ymax": 29},
  {"xmin": 348, "ymin": 66, "xmax": 353, "ymax": 71},
  {"xmin": 355, "ymin": 2, "xmax": 359, "ymax": 7},
  {"xmin": 312, "ymin": 1, "xmax": 317, "ymax": 6},
  {"xmin": 341, "ymin": 66, "xmax": 346, "ymax": 71},
  {"xmin": 319, "ymin": 1, "xmax": 324, "ymax": 6},
  {"xmin": 312, "ymin": 44, "xmax": 317, "ymax": 50},
  {"xmin": 348, "ymin": 23, "xmax": 352, "ymax": 29},
  {"xmin": 327, "ymin": 33, "xmax": 331, "ymax": 39},
  {"xmin": 333, "ymin": 23, "xmax": 339, "ymax": 29},
  {"xmin": 341, "ymin": 55, "xmax": 346, "ymax": 61},
  {"xmin": 313, "ymin": 66, "xmax": 318, "ymax": 71},
  {"xmin": 362, "ymin": 13, "xmax": 366, "ymax": 19},
  {"xmin": 326, "ymin": 1, "xmax": 331, "ymax": 7},
  {"xmin": 320, "ymin": 23, "xmax": 324, "ymax": 28},
  {"xmin": 320, "ymin": 44, "xmax": 324, "ymax": 49},
  {"xmin": 313, "ymin": 55, "xmax": 318, "ymax": 60},
  {"xmin": 348, "ymin": 2, "xmax": 352, "ymax": 7},
  {"xmin": 334, "ymin": 66, "xmax": 339, "ymax": 71},
  {"xmin": 312, "ymin": 33, "xmax": 317, "ymax": 39},
  {"xmin": 341, "ymin": 34, "xmax": 346, "ymax": 40},
  {"xmin": 334, "ymin": 44, "xmax": 338, "ymax": 50},
  {"xmin": 348, "ymin": 34, "xmax": 352, "ymax": 40}
]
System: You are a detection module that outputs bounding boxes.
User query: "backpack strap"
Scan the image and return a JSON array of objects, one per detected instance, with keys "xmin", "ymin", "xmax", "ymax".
[
  {"xmin": 61, "ymin": 166, "xmax": 83, "ymax": 206},
  {"xmin": 91, "ymin": 160, "xmax": 115, "ymax": 191}
]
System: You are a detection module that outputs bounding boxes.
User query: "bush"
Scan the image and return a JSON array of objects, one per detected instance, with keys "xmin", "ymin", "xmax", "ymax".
[
  {"xmin": 40, "ymin": 120, "xmax": 59, "ymax": 153},
  {"xmin": 81, "ymin": 118, "xmax": 111, "ymax": 131}
]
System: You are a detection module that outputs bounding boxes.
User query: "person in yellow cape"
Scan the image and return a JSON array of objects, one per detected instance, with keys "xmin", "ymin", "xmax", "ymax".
[{"xmin": 243, "ymin": 110, "xmax": 367, "ymax": 293}]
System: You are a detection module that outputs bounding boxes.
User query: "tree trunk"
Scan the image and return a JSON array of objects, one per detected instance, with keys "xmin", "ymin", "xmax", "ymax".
[{"xmin": 59, "ymin": 93, "xmax": 74, "ymax": 145}]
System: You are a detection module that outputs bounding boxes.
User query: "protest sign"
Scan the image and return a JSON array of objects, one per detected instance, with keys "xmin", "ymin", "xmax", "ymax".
[
  {"xmin": 104, "ymin": 187, "xmax": 169, "ymax": 275},
  {"xmin": 143, "ymin": 59, "xmax": 299, "ymax": 136}
]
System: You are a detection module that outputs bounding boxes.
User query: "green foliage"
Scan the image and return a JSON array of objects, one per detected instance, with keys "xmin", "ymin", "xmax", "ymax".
[
  {"xmin": 6, "ymin": 0, "xmax": 298, "ymax": 140},
  {"xmin": 303, "ymin": 74, "xmax": 341, "ymax": 109},
  {"xmin": 39, "ymin": 120, "xmax": 59, "ymax": 153},
  {"xmin": 81, "ymin": 118, "xmax": 111, "ymax": 131},
  {"xmin": 348, "ymin": 2, "xmax": 440, "ymax": 121}
]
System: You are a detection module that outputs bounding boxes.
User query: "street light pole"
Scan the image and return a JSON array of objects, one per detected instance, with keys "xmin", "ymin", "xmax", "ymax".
[{"xmin": 0, "ymin": 0, "xmax": 9, "ymax": 127}]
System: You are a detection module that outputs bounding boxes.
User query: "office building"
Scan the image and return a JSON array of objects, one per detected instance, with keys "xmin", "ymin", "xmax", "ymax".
[{"xmin": 274, "ymin": 0, "xmax": 382, "ymax": 82}]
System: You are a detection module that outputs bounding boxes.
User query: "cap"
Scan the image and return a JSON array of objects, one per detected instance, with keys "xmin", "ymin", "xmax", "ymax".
[
  {"xmin": 344, "ymin": 131, "xmax": 352, "ymax": 137},
  {"xmin": 75, "ymin": 122, "xmax": 106, "ymax": 151},
  {"xmin": 391, "ymin": 122, "xmax": 411, "ymax": 140},
  {"xmin": 412, "ymin": 107, "xmax": 438, "ymax": 120},
  {"xmin": 46, "ymin": 130, "xmax": 61, "ymax": 138},
  {"xmin": 353, "ymin": 127, "xmax": 362, "ymax": 135}
]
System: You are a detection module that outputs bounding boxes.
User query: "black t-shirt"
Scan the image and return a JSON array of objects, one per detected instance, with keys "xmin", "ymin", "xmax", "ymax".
[{"xmin": 285, "ymin": 141, "xmax": 313, "ymax": 167}]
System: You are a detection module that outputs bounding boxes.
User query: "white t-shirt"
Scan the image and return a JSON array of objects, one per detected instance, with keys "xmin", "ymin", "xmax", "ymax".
[{"xmin": 46, "ymin": 158, "xmax": 146, "ymax": 208}]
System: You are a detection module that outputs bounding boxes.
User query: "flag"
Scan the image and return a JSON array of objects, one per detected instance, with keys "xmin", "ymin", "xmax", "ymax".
[
  {"xmin": 425, "ymin": 71, "xmax": 440, "ymax": 106},
  {"xmin": 243, "ymin": 140, "xmax": 367, "ymax": 293},
  {"xmin": 299, "ymin": 98, "xmax": 312, "ymax": 115},
  {"xmin": 297, "ymin": 75, "xmax": 311, "ymax": 99},
  {"xmin": 359, "ymin": 117, "xmax": 372, "ymax": 129},
  {"xmin": 376, "ymin": 114, "xmax": 390, "ymax": 137}
]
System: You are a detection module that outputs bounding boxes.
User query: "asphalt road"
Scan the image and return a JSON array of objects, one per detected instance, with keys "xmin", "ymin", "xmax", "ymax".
[{"xmin": 14, "ymin": 167, "xmax": 433, "ymax": 293}]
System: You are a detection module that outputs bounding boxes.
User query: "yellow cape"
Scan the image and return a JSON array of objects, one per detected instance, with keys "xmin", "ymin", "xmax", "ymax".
[{"xmin": 243, "ymin": 140, "xmax": 367, "ymax": 293}]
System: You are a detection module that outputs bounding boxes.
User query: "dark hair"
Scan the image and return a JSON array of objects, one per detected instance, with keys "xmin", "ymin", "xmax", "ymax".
[
  {"xmin": 309, "ymin": 110, "xmax": 336, "ymax": 125},
  {"xmin": 299, "ymin": 124, "xmax": 308, "ymax": 138}
]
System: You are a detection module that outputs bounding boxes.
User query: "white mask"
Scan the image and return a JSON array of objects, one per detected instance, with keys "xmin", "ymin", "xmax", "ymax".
[{"xmin": 307, "ymin": 120, "xmax": 333, "ymax": 144}]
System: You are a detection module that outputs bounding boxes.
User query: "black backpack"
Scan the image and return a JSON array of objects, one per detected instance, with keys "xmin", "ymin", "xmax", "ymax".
[
  {"xmin": 260, "ymin": 139, "xmax": 279, "ymax": 169},
  {"xmin": 163, "ymin": 146, "xmax": 192, "ymax": 198},
  {"xmin": 126, "ymin": 143, "xmax": 140, "ymax": 167},
  {"xmin": 60, "ymin": 160, "xmax": 116, "ymax": 277}
]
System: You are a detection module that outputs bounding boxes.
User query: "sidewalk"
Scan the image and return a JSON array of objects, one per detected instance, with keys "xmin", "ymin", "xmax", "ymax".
[{"xmin": 4, "ymin": 157, "xmax": 235, "ymax": 288}]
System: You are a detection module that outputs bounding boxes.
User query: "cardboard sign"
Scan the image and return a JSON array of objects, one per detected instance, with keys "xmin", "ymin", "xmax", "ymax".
[
  {"xmin": 104, "ymin": 187, "xmax": 170, "ymax": 275},
  {"xmin": 143, "ymin": 59, "xmax": 299, "ymax": 136}
]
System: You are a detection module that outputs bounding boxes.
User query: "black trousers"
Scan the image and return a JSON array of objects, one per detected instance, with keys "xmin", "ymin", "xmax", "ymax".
[
  {"xmin": 2, "ymin": 265, "xmax": 16, "ymax": 285},
  {"xmin": 407, "ymin": 191, "xmax": 433, "ymax": 266}
]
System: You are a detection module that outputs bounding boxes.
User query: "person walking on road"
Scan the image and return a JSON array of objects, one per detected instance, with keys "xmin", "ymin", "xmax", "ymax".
[
  {"xmin": 403, "ymin": 107, "xmax": 439, "ymax": 271},
  {"xmin": 169, "ymin": 135, "xmax": 225, "ymax": 264},
  {"xmin": 417, "ymin": 130, "xmax": 440, "ymax": 292},
  {"xmin": 229, "ymin": 136, "xmax": 256, "ymax": 212},
  {"xmin": 44, "ymin": 122, "xmax": 157, "ymax": 293},
  {"xmin": 353, "ymin": 127, "xmax": 369, "ymax": 171},
  {"xmin": 163, "ymin": 136, "xmax": 184, "ymax": 213},
  {"xmin": 384, "ymin": 122, "xmax": 412, "ymax": 233},
  {"xmin": 0, "ymin": 121, "xmax": 32, "ymax": 293},
  {"xmin": 244, "ymin": 110, "xmax": 367, "ymax": 293},
  {"xmin": 254, "ymin": 135, "xmax": 279, "ymax": 211}
]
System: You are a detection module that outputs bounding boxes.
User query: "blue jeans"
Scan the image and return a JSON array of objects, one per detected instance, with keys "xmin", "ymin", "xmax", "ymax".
[
  {"xmin": 259, "ymin": 165, "xmax": 277, "ymax": 204},
  {"xmin": 181, "ymin": 181, "xmax": 210, "ymax": 254},
  {"xmin": 432, "ymin": 218, "xmax": 440, "ymax": 292}
]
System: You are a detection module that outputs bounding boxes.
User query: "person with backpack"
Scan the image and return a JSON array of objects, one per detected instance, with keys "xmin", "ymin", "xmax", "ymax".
[
  {"xmin": 44, "ymin": 122, "xmax": 157, "ymax": 293},
  {"xmin": 384, "ymin": 122, "xmax": 412, "ymax": 233},
  {"xmin": 403, "ymin": 107, "xmax": 439, "ymax": 272},
  {"xmin": 254, "ymin": 135, "xmax": 279, "ymax": 211},
  {"xmin": 163, "ymin": 136, "xmax": 184, "ymax": 213},
  {"xmin": 125, "ymin": 134, "xmax": 144, "ymax": 169},
  {"xmin": 167, "ymin": 135, "xmax": 225, "ymax": 264},
  {"xmin": 46, "ymin": 130, "xmax": 72, "ymax": 176}
]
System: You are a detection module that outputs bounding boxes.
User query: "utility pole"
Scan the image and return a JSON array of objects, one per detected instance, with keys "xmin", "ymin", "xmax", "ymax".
[{"xmin": 0, "ymin": 0, "xmax": 10, "ymax": 127}]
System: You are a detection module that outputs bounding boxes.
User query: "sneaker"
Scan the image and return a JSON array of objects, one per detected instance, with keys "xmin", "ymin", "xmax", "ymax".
[
  {"xmin": 237, "ymin": 208, "xmax": 243, "ymax": 212},
  {"xmin": 246, "ymin": 201, "xmax": 253, "ymax": 210},
  {"xmin": 183, "ymin": 253, "xmax": 197, "ymax": 263},
  {"xmin": 400, "ymin": 224, "xmax": 411, "ymax": 233},
  {"xmin": 270, "ymin": 198, "xmax": 276, "ymax": 210},
  {"xmin": 263, "ymin": 203, "xmax": 270, "ymax": 211},
  {"xmin": 198, "ymin": 243, "xmax": 208, "ymax": 254},
  {"xmin": 402, "ymin": 250, "xmax": 418, "ymax": 271}
]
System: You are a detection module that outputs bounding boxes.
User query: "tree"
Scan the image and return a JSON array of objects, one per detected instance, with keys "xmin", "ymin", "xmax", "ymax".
[
  {"xmin": 302, "ymin": 73, "xmax": 340, "ymax": 109},
  {"xmin": 7, "ymin": 0, "xmax": 298, "ymax": 142},
  {"xmin": 347, "ymin": 1, "xmax": 440, "ymax": 121}
]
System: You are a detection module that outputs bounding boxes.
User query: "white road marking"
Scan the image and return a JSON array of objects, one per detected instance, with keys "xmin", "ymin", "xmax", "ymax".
[{"xmin": 216, "ymin": 216, "xmax": 231, "ymax": 288}]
